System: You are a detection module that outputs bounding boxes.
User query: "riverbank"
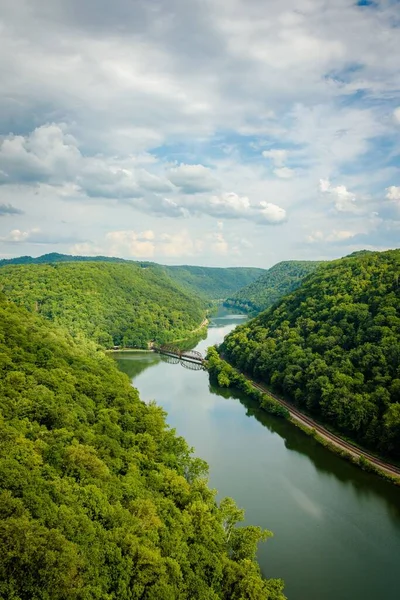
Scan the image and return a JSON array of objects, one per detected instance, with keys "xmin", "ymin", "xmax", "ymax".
[
  {"xmin": 114, "ymin": 309, "xmax": 400, "ymax": 600},
  {"xmin": 250, "ymin": 380, "xmax": 400, "ymax": 484},
  {"xmin": 206, "ymin": 349, "xmax": 400, "ymax": 485},
  {"xmin": 105, "ymin": 316, "xmax": 209, "ymax": 353}
]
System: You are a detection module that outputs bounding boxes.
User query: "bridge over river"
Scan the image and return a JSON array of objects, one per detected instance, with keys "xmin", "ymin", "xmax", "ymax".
[{"xmin": 153, "ymin": 344, "xmax": 205, "ymax": 370}]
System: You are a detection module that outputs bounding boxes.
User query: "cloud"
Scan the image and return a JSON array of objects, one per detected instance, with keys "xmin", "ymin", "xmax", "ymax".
[
  {"xmin": 262, "ymin": 150, "xmax": 288, "ymax": 167},
  {"xmin": 69, "ymin": 242, "xmax": 104, "ymax": 256},
  {"xmin": 386, "ymin": 186, "xmax": 400, "ymax": 202},
  {"xmin": 105, "ymin": 230, "xmax": 156, "ymax": 258},
  {"xmin": 274, "ymin": 167, "xmax": 294, "ymax": 179},
  {"xmin": 319, "ymin": 179, "xmax": 357, "ymax": 212},
  {"xmin": 307, "ymin": 229, "xmax": 356, "ymax": 243},
  {"xmin": 167, "ymin": 164, "xmax": 220, "ymax": 193},
  {"xmin": 0, "ymin": 203, "xmax": 23, "ymax": 216},
  {"xmin": 185, "ymin": 193, "xmax": 287, "ymax": 224},
  {"xmin": 263, "ymin": 149, "xmax": 295, "ymax": 179},
  {"xmin": 72, "ymin": 227, "xmax": 231, "ymax": 260},
  {"xmin": 0, "ymin": 124, "xmax": 80, "ymax": 185},
  {"xmin": 0, "ymin": 124, "xmax": 288, "ymax": 225},
  {"xmin": 258, "ymin": 202, "xmax": 287, "ymax": 224},
  {"xmin": 0, "ymin": 229, "xmax": 31, "ymax": 243},
  {"xmin": 0, "ymin": 227, "xmax": 85, "ymax": 245},
  {"xmin": 0, "ymin": 0, "xmax": 400, "ymax": 263}
]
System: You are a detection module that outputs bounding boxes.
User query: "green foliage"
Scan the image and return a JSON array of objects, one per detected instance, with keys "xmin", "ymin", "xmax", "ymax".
[
  {"xmin": 163, "ymin": 265, "xmax": 266, "ymax": 300},
  {"xmin": 224, "ymin": 261, "xmax": 323, "ymax": 314},
  {"xmin": 206, "ymin": 348, "xmax": 289, "ymax": 419},
  {"xmin": 0, "ymin": 262, "xmax": 206, "ymax": 348},
  {"xmin": 0, "ymin": 298, "xmax": 285, "ymax": 599},
  {"xmin": 0, "ymin": 253, "xmax": 265, "ymax": 302},
  {"xmin": 221, "ymin": 250, "xmax": 400, "ymax": 459}
]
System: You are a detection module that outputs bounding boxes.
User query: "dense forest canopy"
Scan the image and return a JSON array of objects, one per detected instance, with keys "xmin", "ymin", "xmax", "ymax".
[
  {"xmin": 0, "ymin": 263, "xmax": 206, "ymax": 348},
  {"xmin": 0, "ymin": 252, "xmax": 132, "ymax": 267},
  {"xmin": 0, "ymin": 296, "xmax": 285, "ymax": 599},
  {"xmin": 224, "ymin": 261, "xmax": 323, "ymax": 314},
  {"xmin": 161, "ymin": 265, "xmax": 266, "ymax": 300},
  {"xmin": 0, "ymin": 253, "xmax": 265, "ymax": 301},
  {"xmin": 221, "ymin": 250, "xmax": 400, "ymax": 459}
]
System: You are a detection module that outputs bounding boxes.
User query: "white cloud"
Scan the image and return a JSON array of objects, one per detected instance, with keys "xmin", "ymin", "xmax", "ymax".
[
  {"xmin": 259, "ymin": 202, "xmax": 287, "ymax": 224},
  {"xmin": 0, "ymin": 125, "xmax": 287, "ymax": 226},
  {"xmin": 159, "ymin": 230, "xmax": 204, "ymax": 258},
  {"xmin": 0, "ymin": 229, "xmax": 31, "ymax": 242},
  {"xmin": 167, "ymin": 164, "xmax": 220, "ymax": 193},
  {"xmin": 74, "ymin": 227, "xmax": 231, "ymax": 260},
  {"xmin": 0, "ymin": 227, "xmax": 85, "ymax": 245},
  {"xmin": 209, "ymin": 231, "xmax": 229, "ymax": 255},
  {"xmin": 69, "ymin": 242, "xmax": 104, "ymax": 256},
  {"xmin": 306, "ymin": 230, "xmax": 324, "ymax": 243},
  {"xmin": 263, "ymin": 150, "xmax": 295, "ymax": 179},
  {"xmin": 386, "ymin": 186, "xmax": 400, "ymax": 202},
  {"xmin": 105, "ymin": 230, "xmax": 156, "ymax": 258},
  {"xmin": 0, "ymin": 0, "xmax": 400, "ymax": 263},
  {"xmin": 274, "ymin": 167, "xmax": 294, "ymax": 179},
  {"xmin": 307, "ymin": 229, "xmax": 356, "ymax": 244},
  {"xmin": 0, "ymin": 124, "xmax": 80, "ymax": 184},
  {"xmin": 262, "ymin": 149, "xmax": 288, "ymax": 167},
  {"xmin": 319, "ymin": 179, "xmax": 331, "ymax": 193},
  {"xmin": 319, "ymin": 179, "xmax": 356, "ymax": 212},
  {"xmin": 0, "ymin": 125, "xmax": 173, "ymax": 206},
  {"xmin": 189, "ymin": 193, "xmax": 286, "ymax": 224},
  {"xmin": 326, "ymin": 230, "xmax": 356, "ymax": 242},
  {"xmin": 208, "ymin": 192, "xmax": 250, "ymax": 215}
]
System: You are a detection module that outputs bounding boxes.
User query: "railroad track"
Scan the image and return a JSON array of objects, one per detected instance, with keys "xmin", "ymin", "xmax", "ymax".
[{"xmin": 250, "ymin": 381, "xmax": 400, "ymax": 478}]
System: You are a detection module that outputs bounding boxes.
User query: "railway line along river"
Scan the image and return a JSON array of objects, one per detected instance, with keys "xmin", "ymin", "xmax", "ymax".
[{"xmin": 113, "ymin": 307, "xmax": 400, "ymax": 600}]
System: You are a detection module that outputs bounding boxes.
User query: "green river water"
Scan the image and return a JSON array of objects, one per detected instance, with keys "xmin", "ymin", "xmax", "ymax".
[{"xmin": 113, "ymin": 309, "xmax": 400, "ymax": 600}]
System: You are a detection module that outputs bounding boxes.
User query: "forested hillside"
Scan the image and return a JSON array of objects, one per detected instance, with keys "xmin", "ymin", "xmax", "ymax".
[
  {"xmin": 224, "ymin": 261, "xmax": 322, "ymax": 314},
  {"xmin": 0, "ymin": 263, "xmax": 206, "ymax": 348},
  {"xmin": 0, "ymin": 296, "xmax": 285, "ymax": 599},
  {"xmin": 0, "ymin": 252, "xmax": 130, "ymax": 267},
  {"xmin": 163, "ymin": 265, "xmax": 265, "ymax": 300},
  {"xmin": 221, "ymin": 250, "xmax": 400, "ymax": 459},
  {"xmin": 0, "ymin": 253, "xmax": 264, "ymax": 301}
]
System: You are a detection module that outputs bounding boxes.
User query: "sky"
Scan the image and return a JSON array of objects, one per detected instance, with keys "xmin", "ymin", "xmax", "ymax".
[{"xmin": 0, "ymin": 0, "xmax": 399, "ymax": 268}]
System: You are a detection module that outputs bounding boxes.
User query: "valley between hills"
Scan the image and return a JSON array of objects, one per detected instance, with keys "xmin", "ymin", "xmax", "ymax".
[{"xmin": 0, "ymin": 248, "xmax": 399, "ymax": 600}]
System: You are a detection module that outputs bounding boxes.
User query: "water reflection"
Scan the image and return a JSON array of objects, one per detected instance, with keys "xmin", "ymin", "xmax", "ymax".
[
  {"xmin": 112, "ymin": 351, "xmax": 160, "ymax": 379},
  {"xmin": 209, "ymin": 383, "xmax": 400, "ymax": 526}
]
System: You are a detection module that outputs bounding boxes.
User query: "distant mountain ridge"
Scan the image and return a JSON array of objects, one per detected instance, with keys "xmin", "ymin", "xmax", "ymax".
[
  {"xmin": 0, "ymin": 253, "xmax": 265, "ymax": 301},
  {"xmin": 224, "ymin": 260, "xmax": 324, "ymax": 314}
]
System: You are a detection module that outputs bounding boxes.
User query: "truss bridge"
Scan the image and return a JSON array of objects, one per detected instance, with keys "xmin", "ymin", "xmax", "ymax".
[{"xmin": 154, "ymin": 344, "xmax": 205, "ymax": 369}]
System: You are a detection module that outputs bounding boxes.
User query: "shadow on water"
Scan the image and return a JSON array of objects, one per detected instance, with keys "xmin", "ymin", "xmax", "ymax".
[
  {"xmin": 112, "ymin": 352, "xmax": 161, "ymax": 379},
  {"xmin": 208, "ymin": 382, "xmax": 400, "ymax": 526}
]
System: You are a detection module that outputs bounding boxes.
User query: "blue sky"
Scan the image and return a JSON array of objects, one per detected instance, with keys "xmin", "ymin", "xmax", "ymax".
[{"xmin": 0, "ymin": 0, "xmax": 399, "ymax": 267}]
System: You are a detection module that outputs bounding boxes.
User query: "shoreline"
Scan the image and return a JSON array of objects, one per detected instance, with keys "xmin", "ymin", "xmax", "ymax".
[
  {"xmin": 208, "ymin": 352, "xmax": 400, "ymax": 484},
  {"xmin": 248, "ymin": 377, "xmax": 400, "ymax": 483},
  {"xmin": 106, "ymin": 315, "xmax": 209, "ymax": 353}
]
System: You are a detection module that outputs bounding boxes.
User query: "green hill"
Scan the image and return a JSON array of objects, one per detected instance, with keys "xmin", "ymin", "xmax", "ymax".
[
  {"xmin": 162, "ymin": 265, "xmax": 265, "ymax": 300},
  {"xmin": 0, "ymin": 297, "xmax": 285, "ymax": 599},
  {"xmin": 221, "ymin": 250, "xmax": 400, "ymax": 459},
  {"xmin": 224, "ymin": 261, "xmax": 323, "ymax": 314},
  {"xmin": 0, "ymin": 252, "xmax": 131, "ymax": 267},
  {"xmin": 0, "ymin": 262, "xmax": 206, "ymax": 348},
  {"xmin": 0, "ymin": 254, "xmax": 264, "ymax": 301}
]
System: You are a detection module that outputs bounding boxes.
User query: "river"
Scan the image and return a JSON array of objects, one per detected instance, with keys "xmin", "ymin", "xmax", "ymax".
[{"xmin": 113, "ymin": 308, "xmax": 400, "ymax": 600}]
